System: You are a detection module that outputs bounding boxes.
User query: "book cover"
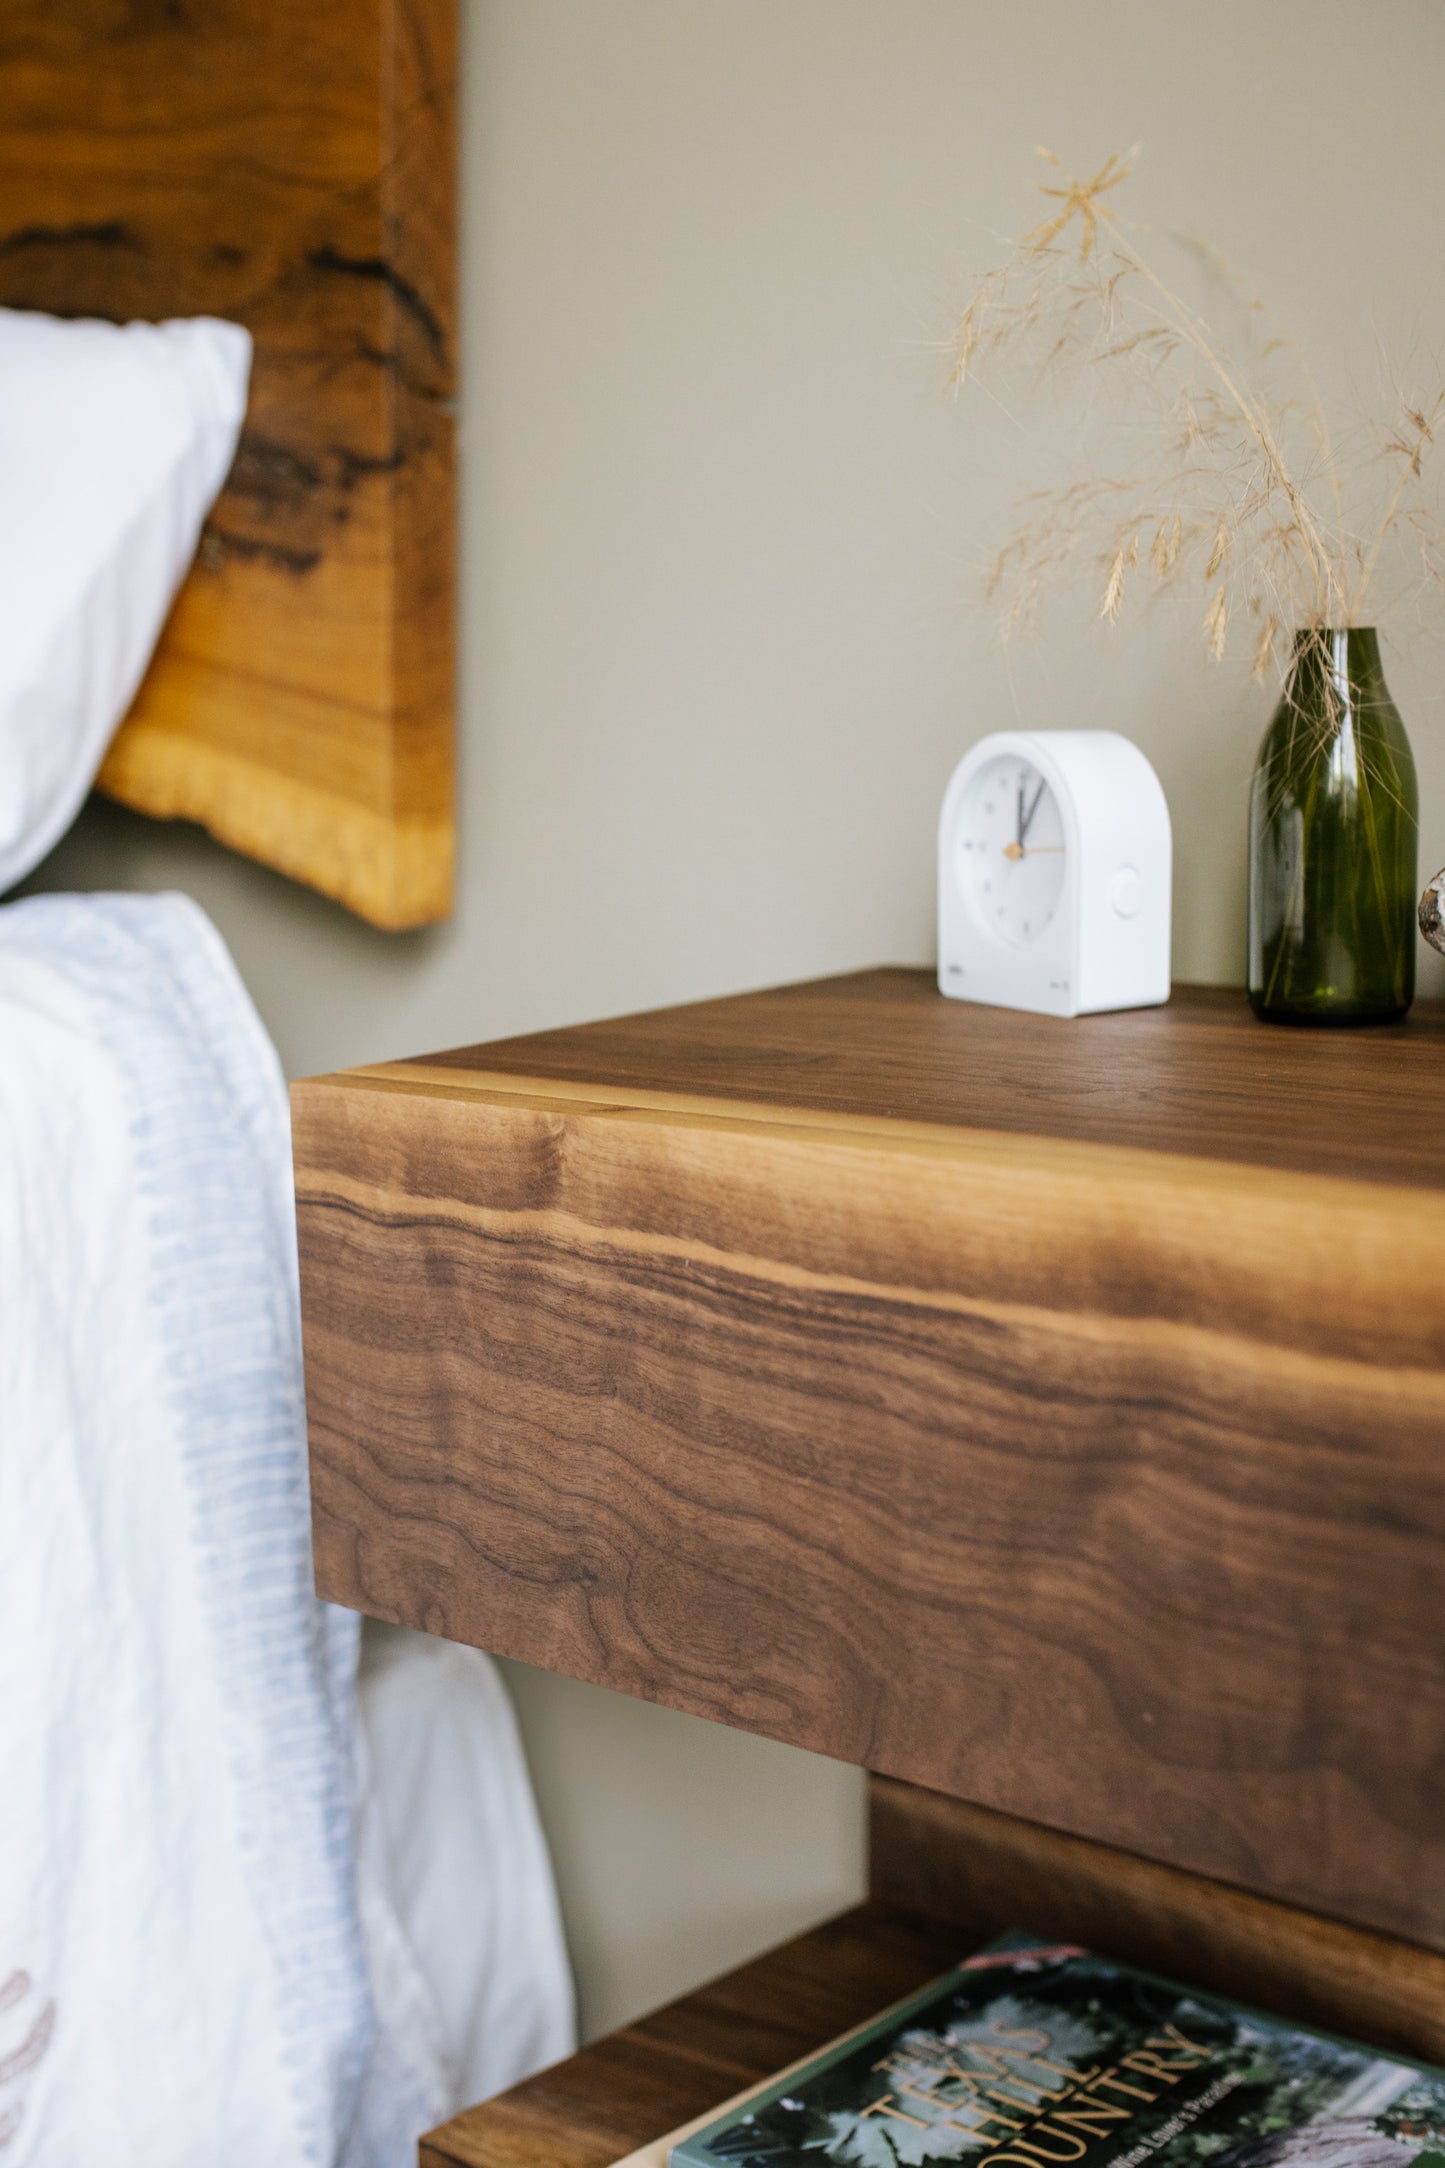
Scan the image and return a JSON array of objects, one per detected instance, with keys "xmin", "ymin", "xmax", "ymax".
[{"xmin": 669, "ymin": 1934, "xmax": 1445, "ymax": 2168}]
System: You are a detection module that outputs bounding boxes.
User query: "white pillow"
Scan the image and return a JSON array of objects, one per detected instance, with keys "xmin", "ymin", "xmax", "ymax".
[{"xmin": 0, "ymin": 310, "xmax": 251, "ymax": 893}]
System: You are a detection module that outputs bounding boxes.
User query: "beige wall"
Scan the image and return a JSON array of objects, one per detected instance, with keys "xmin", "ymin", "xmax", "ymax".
[{"xmin": 27, "ymin": 0, "xmax": 1445, "ymax": 2041}]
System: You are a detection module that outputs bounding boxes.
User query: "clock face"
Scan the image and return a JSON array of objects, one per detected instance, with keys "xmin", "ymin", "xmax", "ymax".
[{"xmin": 953, "ymin": 753, "xmax": 1067, "ymax": 946}]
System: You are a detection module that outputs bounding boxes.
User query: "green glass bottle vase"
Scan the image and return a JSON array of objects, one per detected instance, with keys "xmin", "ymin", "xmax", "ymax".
[{"xmin": 1248, "ymin": 626, "xmax": 1418, "ymax": 1024}]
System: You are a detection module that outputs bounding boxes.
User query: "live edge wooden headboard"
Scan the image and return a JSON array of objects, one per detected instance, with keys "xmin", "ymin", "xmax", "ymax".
[{"xmin": 0, "ymin": 0, "xmax": 456, "ymax": 931}]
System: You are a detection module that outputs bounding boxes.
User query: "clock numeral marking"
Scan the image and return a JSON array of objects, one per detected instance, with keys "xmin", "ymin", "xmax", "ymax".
[{"xmin": 956, "ymin": 754, "xmax": 1066, "ymax": 952}]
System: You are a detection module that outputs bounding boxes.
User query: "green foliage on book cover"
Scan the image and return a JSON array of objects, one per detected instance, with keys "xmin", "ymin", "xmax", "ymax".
[{"xmin": 671, "ymin": 1938, "xmax": 1445, "ymax": 2168}]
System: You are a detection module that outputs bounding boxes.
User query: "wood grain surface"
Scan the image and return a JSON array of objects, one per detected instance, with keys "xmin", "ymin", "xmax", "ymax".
[
  {"xmin": 0, "ymin": 0, "xmax": 455, "ymax": 928},
  {"xmin": 294, "ymin": 970, "xmax": 1445, "ymax": 1950},
  {"xmin": 410, "ymin": 970, "xmax": 1445, "ymax": 1188},
  {"xmin": 420, "ymin": 1903, "xmax": 965, "ymax": 2168},
  {"xmin": 869, "ymin": 1777, "xmax": 1445, "ymax": 2067}
]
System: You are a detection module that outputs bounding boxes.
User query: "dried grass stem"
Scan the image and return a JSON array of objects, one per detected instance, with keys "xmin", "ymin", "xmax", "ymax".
[{"xmin": 954, "ymin": 152, "xmax": 1445, "ymax": 663}]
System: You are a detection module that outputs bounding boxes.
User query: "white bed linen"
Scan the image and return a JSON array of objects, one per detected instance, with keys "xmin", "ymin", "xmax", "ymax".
[
  {"xmin": 0, "ymin": 313, "xmax": 250, "ymax": 894},
  {"xmin": 359, "ymin": 1627, "xmax": 574, "ymax": 2110},
  {"xmin": 0, "ymin": 891, "xmax": 572, "ymax": 2164}
]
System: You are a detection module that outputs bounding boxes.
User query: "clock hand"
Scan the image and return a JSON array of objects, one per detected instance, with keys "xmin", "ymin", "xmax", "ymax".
[
  {"xmin": 1015, "ymin": 781, "xmax": 1025, "ymax": 852},
  {"xmin": 1020, "ymin": 778, "xmax": 1046, "ymax": 844}
]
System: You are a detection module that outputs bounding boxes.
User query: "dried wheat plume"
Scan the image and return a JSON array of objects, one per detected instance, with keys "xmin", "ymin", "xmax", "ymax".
[{"xmin": 953, "ymin": 152, "xmax": 1445, "ymax": 675}]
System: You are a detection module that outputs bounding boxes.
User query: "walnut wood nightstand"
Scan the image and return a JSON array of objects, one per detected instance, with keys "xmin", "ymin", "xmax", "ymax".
[{"xmin": 291, "ymin": 970, "xmax": 1445, "ymax": 2165}]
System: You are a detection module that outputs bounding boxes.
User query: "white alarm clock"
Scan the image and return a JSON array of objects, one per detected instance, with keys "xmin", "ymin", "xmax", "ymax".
[{"xmin": 937, "ymin": 730, "xmax": 1171, "ymax": 1017}]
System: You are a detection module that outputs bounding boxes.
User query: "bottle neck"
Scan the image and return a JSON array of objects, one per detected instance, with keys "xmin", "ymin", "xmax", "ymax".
[{"xmin": 1289, "ymin": 626, "xmax": 1387, "ymax": 716}]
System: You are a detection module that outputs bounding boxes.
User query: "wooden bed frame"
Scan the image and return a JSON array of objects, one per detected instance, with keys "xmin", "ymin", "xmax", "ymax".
[{"xmin": 0, "ymin": 0, "xmax": 456, "ymax": 930}]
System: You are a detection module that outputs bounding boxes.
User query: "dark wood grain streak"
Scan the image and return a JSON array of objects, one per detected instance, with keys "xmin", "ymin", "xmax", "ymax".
[
  {"xmin": 869, "ymin": 1777, "xmax": 1445, "ymax": 2067},
  {"xmin": 293, "ymin": 973, "xmax": 1445, "ymax": 1951},
  {"xmin": 407, "ymin": 971, "xmax": 1445, "ymax": 1188},
  {"xmin": 0, "ymin": 0, "xmax": 455, "ymax": 927},
  {"xmin": 420, "ymin": 1903, "xmax": 965, "ymax": 2168}
]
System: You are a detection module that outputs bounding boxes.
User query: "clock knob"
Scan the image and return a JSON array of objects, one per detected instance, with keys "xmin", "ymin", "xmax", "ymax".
[{"xmin": 1109, "ymin": 865, "xmax": 1143, "ymax": 919}]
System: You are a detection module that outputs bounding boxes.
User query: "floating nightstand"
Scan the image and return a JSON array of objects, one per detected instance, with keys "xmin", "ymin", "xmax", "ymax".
[{"xmin": 292, "ymin": 968, "xmax": 1445, "ymax": 2166}]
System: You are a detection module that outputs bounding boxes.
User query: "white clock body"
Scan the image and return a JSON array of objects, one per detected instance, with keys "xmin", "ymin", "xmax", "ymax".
[{"xmin": 937, "ymin": 729, "xmax": 1171, "ymax": 1018}]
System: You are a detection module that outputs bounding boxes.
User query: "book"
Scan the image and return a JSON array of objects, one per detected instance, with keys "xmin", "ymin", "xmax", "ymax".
[{"xmin": 668, "ymin": 1933, "xmax": 1445, "ymax": 2168}]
